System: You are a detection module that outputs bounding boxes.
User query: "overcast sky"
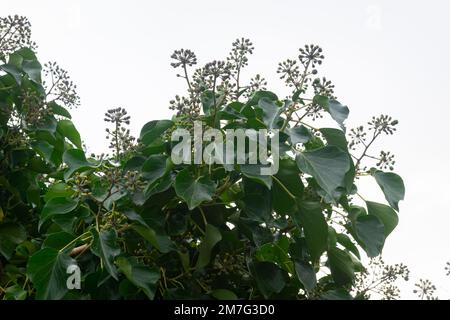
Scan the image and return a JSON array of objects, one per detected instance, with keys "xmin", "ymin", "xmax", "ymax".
[{"xmin": 4, "ymin": 0, "xmax": 450, "ymax": 299}]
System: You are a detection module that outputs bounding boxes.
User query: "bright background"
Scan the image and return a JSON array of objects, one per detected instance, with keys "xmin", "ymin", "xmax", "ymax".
[{"xmin": 3, "ymin": 0, "xmax": 450, "ymax": 299}]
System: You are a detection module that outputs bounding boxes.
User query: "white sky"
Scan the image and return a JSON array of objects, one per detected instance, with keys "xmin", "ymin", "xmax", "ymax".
[{"xmin": 3, "ymin": 0, "xmax": 450, "ymax": 299}]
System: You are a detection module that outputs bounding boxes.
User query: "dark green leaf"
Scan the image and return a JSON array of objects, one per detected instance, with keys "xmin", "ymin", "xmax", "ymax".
[
  {"xmin": 174, "ymin": 169, "xmax": 216, "ymax": 210},
  {"xmin": 27, "ymin": 248, "xmax": 76, "ymax": 299},
  {"xmin": 196, "ymin": 224, "xmax": 222, "ymax": 269},
  {"xmin": 328, "ymin": 247, "xmax": 355, "ymax": 286},
  {"xmin": 91, "ymin": 229, "xmax": 121, "ymax": 280},
  {"xmin": 40, "ymin": 197, "xmax": 78, "ymax": 227},
  {"xmin": 57, "ymin": 120, "xmax": 82, "ymax": 149},
  {"xmin": 294, "ymin": 260, "xmax": 317, "ymax": 291},
  {"xmin": 371, "ymin": 169, "xmax": 405, "ymax": 211},
  {"xmin": 139, "ymin": 120, "xmax": 173, "ymax": 145},
  {"xmin": 366, "ymin": 201, "xmax": 399, "ymax": 236},
  {"xmin": 257, "ymin": 97, "xmax": 283, "ymax": 129},
  {"xmin": 249, "ymin": 261, "xmax": 287, "ymax": 299},
  {"xmin": 292, "ymin": 201, "xmax": 328, "ymax": 262},
  {"xmin": 320, "ymin": 128, "xmax": 348, "ymax": 151},
  {"xmin": 272, "ymin": 158, "xmax": 303, "ymax": 214},
  {"xmin": 296, "ymin": 146, "xmax": 351, "ymax": 200},
  {"xmin": 141, "ymin": 155, "xmax": 169, "ymax": 185},
  {"xmin": 287, "ymin": 125, "xmax": 311, "ymax": 145},
  {"xmin": 355, "ymin": 215, "xmax": 385, "ymax": 257},
  {"xmin": 62, "ymin": 149, "xmax": 97, "ymax": 180},
  {"xmin": 245, "ymin": 90, "xmax": 278, "ymax": 107},
  {"xmin": 116, "ymin": 256, "xmax": 160, "ymax": 300}
]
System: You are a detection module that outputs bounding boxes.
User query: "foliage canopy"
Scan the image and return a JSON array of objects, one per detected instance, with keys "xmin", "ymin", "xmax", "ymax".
[{"xmin": 0, "ymin": 16, "xmax": 406, "ymax": 300}]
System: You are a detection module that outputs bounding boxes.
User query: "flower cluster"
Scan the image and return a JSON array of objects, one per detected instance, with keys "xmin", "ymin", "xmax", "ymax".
[
  {"xmin": 368, "ymin": 114, "xmax": 398, "ymax": 135},
  {"xmin": 104, "ymin": 108, "xmax": 135, "ymax": 160},
  {"xmin": 0, "ymin": 15, "xmax": 36, "ymax": 58},
  {"xmin": 413, "ymin": 279, "xmax": 437, "ymax": 300},
  {"xmin": 170, "ymin": 49, "xmax": 197, "ymax": 68},
  {"xmin": 43, "ymin": 62, "xmax": 80, "ymax": 108},
  {"xmin": 298, "ymin": 44, "xmax": 324, "ymax": 68}
]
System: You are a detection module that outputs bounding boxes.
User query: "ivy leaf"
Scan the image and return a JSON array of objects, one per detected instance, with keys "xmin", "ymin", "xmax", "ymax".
[
  {"xmin": 257, "ymin": 97, "xmax": 283, "ymax": 129},
  {"xmin": 328, "ymin": 247, "xmax": 355, "ymax": 286},
  {"xmin": 336, "ymin": 233, "xmax": 360, "ymax": 259},
  {"xmin": 43, "ymin": 232, "xmax": 76, "ymax": 251},
  {"xmin": 366, "ymin": 201, "xmax": 399, "ymax": 236},
  {"xmin": 242, "ymin": 178, "xmax": 272, "ymax": 222},
  {"xmin": 355, "ymin": 215, "xmax": 385, "ymax": 257},
  {"xmin": 249, "ymin": 261, "xmax": 287, "ymax": 299},
  {"xmin": 196, "ymin": 224, "xmax": 222, "ymax": 269},
  {"xmin": 116, "ymin": 256, "xmax": 160, "ymax": 300},
  {"xmin": 63, "ymin": 149, "xmax": 97, "ymax": 180},
  {"xmin": 22, "ymin": 59, "xmax": 42, "ymax": 83},
  {"xmin": 294, "ymin": 260, "xmax": 317, "ymax": 292},
  {"xmin": 4, "ymin": 285, "xmax": 27, "ymax": 300},
  {"xmin": 296, "ymin": 146, "xmax": 350, "ymax": 200},
  {"xmin": 0, "ymin": 223, "xmax": 27, "ymax": 259},
  {"xmin": 44, "ymin": 183, "xmax": 74, "ymax": 202},
  {"xmin": 139, "ymin": 120, "xmax": 173, "ymax": 145},
  {"xmin": 131, "ymin": 224, "xmax": 173, "ymax": 253},
  {"xmin": 313, "ymin": 95, "xmax": 349, "ymax": 129},
  {"xmin": 320, "ymin": 128, "xmax": 348, "ymax": 151},
  {"xmin": 201, "ymin": 90, "xmax": 215, "ymax": 115},
  {"xmin": 371, "ymin": 169, "xmax": 405, "ymax": 211},
  {"xmin": 40, "ymin": 197, "xmax": 78, "ymax": 228},
  {"xmin": 57, "ymin": 120, "xmax": 82, "ymax": 149},
  {"xmin": 240, "ymin": 164, "xmax": 273, "ymax": 189},
  {"xmin": 141, "ymin": 155, "xmax": 169, "ymax": 185},
  {"xmin": 328, "ymin": 100, "xmax": 349, "ymax": 129},
  {"xmin": 287, "ymin": 125, "xmax": 311, "ymax": 146},
  {"xmin": 292, "ymin": 201, "xmax": 328, "ymax": 262},
  {"xmin": 48, "ymin": 101, "xmax": 71, "ymax": 119},
  {"xmin": 91, "ymin": 229, "xmax": 121, "ymax": 280},
  {"xmin": 27, "ymin": 247, "xmax": 76, "ymax": 300},
  {"xmin": 174, "ymin": 169, "xmax": 216, "ymax": 210},
  {"xmin": 245, "ymin": 90, "xmax": 278, "ymax": 107},
  {"xmin": 272, "ymin": 158, "xmax": 304, "ymax": 214}
]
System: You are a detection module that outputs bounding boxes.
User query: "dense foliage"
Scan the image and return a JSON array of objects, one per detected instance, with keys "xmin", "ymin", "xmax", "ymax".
[{"xmin": 0, "ymin": 16, "xmax": 406, "ymax": 300}]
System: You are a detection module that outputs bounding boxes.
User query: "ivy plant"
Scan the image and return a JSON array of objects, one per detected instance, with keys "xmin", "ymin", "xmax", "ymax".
[{"xmin": 0, "ymin": 16, "xmax": 405, "ymax": 300}]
